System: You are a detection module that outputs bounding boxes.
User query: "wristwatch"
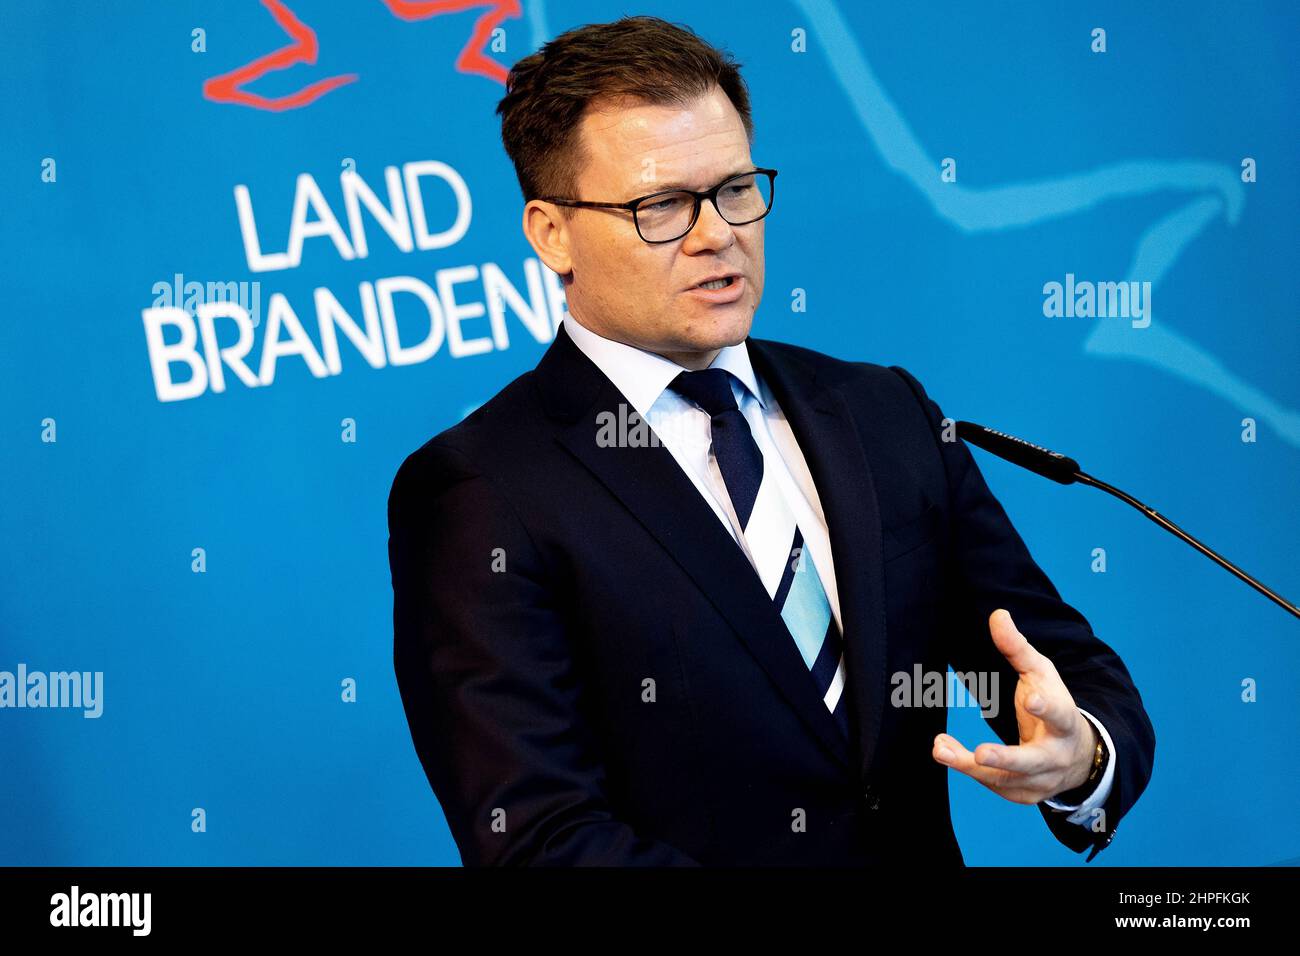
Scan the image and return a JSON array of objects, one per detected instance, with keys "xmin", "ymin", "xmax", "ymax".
[{"xmin": 1050, "ymin": 720, "xmax": 1109, "ymax": 805}]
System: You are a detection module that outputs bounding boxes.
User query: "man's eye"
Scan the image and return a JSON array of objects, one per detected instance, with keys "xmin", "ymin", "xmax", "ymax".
[{"xmin": 642, "ymin": 196, "xmax": 686, "ymax": 213}]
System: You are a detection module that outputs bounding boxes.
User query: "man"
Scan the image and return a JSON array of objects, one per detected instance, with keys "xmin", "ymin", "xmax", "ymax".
[{"xmin": 388, "ymin": 15, "xmax": 1155, "ymax": 866}]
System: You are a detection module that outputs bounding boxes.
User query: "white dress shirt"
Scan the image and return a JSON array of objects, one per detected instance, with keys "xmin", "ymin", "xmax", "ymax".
[{"xmin": 560, "ymin": 313, "xmax": 1114, "ymax": 825}]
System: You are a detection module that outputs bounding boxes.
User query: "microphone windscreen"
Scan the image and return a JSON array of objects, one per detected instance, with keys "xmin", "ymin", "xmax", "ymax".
[{"xmin": 955, "ymin": 421, "xmax": 1081, "ymax": 485}]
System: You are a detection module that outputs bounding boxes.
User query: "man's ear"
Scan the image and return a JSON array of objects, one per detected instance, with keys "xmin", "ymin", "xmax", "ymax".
[{"xmin": 522, "ymin": 200, "xmax": 573, "ymax": 277}]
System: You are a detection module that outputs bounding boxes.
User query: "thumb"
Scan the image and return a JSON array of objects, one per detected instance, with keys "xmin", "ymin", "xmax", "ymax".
[{"xmin": 989, "ymin": 609, "xmax": 1048, "ymax": 679}]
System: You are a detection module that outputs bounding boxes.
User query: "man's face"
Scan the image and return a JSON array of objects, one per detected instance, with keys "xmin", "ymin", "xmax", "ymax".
[{"xmin": 524, "ymin": 84, "xmax": 765, "ymax": 369}]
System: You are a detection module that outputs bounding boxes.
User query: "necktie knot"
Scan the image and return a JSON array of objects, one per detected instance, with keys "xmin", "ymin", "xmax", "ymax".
[{"xmin": 669, "ymin": 368, "xmax": 739, "ymax": 417}]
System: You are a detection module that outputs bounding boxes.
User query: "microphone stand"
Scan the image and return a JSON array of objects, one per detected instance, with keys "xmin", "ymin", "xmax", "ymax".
[{"xmin": 1071, "ymin": 470, "xmax": 1300, "ymax": 620}]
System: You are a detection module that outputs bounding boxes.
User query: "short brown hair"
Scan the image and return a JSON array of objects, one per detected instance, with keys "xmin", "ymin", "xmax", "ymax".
[{"xmin": 495, "ymin": 15, "xmax": 754, "ymax": 211}]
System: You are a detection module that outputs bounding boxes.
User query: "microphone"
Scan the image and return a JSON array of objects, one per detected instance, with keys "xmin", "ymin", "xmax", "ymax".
[
  {"xmin": 954, "ymin": 420, "xmax": 1299, "ymax": 620},
  {"xmin": 953, "ymin": 422, "xmax": 1081, "ymax": 485}
]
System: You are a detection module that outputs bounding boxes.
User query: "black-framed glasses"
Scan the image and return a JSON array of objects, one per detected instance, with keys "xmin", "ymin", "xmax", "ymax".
[{"xmin": 537, "ymin": 167, "xmax": 778, "ymax": 243}]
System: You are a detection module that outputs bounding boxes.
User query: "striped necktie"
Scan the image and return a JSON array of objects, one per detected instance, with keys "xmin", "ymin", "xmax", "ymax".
[{"xmin": 669, "ymin": 368, "xmax": 850, "ymax": 739}]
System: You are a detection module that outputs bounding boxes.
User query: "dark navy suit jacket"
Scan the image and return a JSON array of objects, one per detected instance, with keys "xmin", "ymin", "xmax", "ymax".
[{"xmin": 388, "ymin": 323, "xmax": 1156, "ymax": 866}]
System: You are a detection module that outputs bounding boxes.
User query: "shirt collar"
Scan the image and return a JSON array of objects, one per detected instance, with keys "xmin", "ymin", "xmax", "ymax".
[{"xmin": 561, "ymin": 313, "xmax": 766, "ymax": 420}]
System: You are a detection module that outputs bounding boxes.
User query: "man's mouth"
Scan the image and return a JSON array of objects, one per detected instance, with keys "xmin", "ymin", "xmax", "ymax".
[{"xmin": 696, "ymin": 276, "xmax": 737, "ymax": 290}]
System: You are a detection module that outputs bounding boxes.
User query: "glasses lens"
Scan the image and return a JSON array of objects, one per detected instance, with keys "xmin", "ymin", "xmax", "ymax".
[
  {"xmin": 716, "ymin": 171, "xmax": 773, "ymax": 225},
  {"xmin": 635, "ymin": 192, "xmax": 696, "ymax": 242},
  {"xmin": 634, "ymin": 172, "xmax": 774, "ymax": 242}
]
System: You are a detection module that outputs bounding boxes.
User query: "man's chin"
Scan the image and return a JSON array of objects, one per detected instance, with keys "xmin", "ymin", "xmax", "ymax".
[
  {"xmin": 630, "ymin": 309, "xmax": 755, "ymax": 365},
  {"xmin": 697, "ymin": 311, "xmax": 755, "ymax": 349}
]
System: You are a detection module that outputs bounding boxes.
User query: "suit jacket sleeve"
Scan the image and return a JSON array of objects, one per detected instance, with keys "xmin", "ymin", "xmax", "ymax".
[
  {"xmin": 889, "ymin": 365, "xmax": 1156, "ymax": 861},
  {"xmin": 388, "ymin": 440, "xmax": 701, "ymax": 866}
]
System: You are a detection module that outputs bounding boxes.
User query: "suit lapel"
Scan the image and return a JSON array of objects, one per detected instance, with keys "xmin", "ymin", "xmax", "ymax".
[
  {"xmin": 533, "ymin": 325, "xmax": 872, "ymax": 773},
  {"xmin": 745, "ymin": 337, "xmax": 890, "ymax": 784}
]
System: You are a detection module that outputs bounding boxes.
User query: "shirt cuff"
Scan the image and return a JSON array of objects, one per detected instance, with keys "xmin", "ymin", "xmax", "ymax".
[{"xmin": 1043, "ymin": 708, "xmax": 1115, "ymax": 826}]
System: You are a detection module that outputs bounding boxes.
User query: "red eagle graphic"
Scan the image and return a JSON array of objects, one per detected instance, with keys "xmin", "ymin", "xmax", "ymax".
[{"xmin": 203, "ymin": 0, "xmax": 520, "ymax": 110}]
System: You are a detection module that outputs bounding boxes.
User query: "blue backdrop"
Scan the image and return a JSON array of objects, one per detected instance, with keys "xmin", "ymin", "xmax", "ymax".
[{"xmin": 2, "ymin": 0, "xmax": 1296, "ymax": 866}]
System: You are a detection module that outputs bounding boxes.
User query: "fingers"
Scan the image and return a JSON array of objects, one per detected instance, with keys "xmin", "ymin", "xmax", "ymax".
[
  {"xmin": 1019, "ymin": 680, "xmax": 1080, "ymax": 738},
  {"xmin": 988, "ymin": 608, "xmax": 1051, "ymax": 679},
  {"xmin": 933, "ymin": 733, "xmax": 1019, "ymax": 789},
  {"xmin": 972, "ymin": 740, "xmax": 1054, "ymax": 776},
  {"xmin": 933, "ymin": 733, "xmax": 1055, "ymax": 804},
  {"xmin": 990, "ymin": 609, "xmax": 1078, "ymax": 738}
]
